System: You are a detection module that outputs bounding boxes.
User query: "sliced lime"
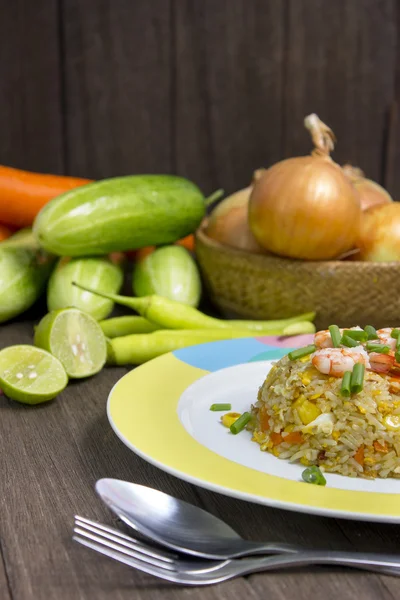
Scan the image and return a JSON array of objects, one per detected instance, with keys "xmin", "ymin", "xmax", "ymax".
[
  {"xmin": 0, "ymin": 345, "xmax": 68, "ymax": 404},
  {"xmin": 34, "ymin": 308, "xmax": 107, "ymax": 378}
]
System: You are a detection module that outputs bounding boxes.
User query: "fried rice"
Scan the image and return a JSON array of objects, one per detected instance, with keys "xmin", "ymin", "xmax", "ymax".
[{"xmin": 250, "ymin": 353, "xmax": 400, "ymax": 479}]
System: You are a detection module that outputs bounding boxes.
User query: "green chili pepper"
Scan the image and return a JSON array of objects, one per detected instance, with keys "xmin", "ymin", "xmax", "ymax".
[
  {"xmin": 106, "ymin": 330, "xmax": 265, "ymax": 365},
  {"xmin": 99, "ymin": 315, "xmax": 160, "ymax": 338},
  {"xmin": 72, "ymin": 282, "xmax": 315, "ymax": 335}
]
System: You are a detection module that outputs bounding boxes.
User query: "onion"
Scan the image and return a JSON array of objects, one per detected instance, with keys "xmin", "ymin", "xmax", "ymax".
[
  {"xmin": 205, "ymin": 170, "xmax": 266, "ymax": 253},
  {"xmin": 356, "ymin": 203, "xmax": 400, "ymax": 261},
  {"xmin": 248, "ymin": 114, "xmax": 361, "ymax": 260},
  {"xmin": 342, "ymin": 164, "xmax": 392, "ymax": 211}
]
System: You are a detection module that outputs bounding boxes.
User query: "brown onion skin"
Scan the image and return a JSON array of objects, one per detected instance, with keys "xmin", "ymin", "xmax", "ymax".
[
  {"xmin": 342, "ymin": 164, "xmax": 392, "ymax": 212},
  {"xmin": 248, "ymin": 156, "xmax": 361, "ymax": 260},
  {"xmin": 354, "ymin": 179, "xmax": 392, "ymax": 212},
  {"xmin": 356, "ymin": 203, "xmax": 400, "ymax": 262},
  {"xmin": 205, "ymin": 186, "xmax": 266, "ymax": 253}
]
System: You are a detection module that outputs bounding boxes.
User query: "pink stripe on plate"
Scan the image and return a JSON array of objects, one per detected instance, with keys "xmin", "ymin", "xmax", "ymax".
[{"xmin": 256, "ymin": 334, "xmax": 315, "ymax": 348}]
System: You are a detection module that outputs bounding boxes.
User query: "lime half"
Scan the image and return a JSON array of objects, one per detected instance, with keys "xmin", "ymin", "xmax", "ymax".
[
  {"xmin": 34, "ymin": 308, "xmax": 107, "ymax": 378},
  {"xmin": 0, "ymin": 345, "xmax": 68, "ymax": 404}
]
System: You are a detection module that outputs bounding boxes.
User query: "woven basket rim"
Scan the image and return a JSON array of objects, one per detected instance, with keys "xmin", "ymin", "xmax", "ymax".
[{"xmin": 196, "ymin": 219, "xmax": 400, "ymax": 269}]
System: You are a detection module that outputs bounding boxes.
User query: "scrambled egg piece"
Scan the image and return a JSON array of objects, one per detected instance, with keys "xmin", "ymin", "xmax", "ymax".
[{"xmin": 302, "ymin": 412, "xmax": 335, "ymax": 435}]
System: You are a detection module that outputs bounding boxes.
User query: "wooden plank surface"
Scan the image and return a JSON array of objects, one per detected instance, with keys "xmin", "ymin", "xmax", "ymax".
[
  {"xmin": 1, "ymin": 319, "xmax": 400, "ymax": 599},
  {"xmin": 283, "ymin": 0, "xmax": 396, "ymax": 183},
  {"xmin": 173, "ymin": 0, "xmax": 285, "ymax": 195},
  {"xmin": 0, "ymin": 551, "xmax": 11, "ymax": 600},
  {"xmin": 61, "ymin": 0, "xmax": 173, "ymax": 179},
  {"xmin": 0, "ymin": 0, "xmax": 64, "ymax": 174}
]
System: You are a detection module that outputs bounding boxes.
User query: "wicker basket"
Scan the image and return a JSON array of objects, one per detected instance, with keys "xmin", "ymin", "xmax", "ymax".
[{"xmin": 195, "ymin": 221, "xmax": 400, "ymax": 330}]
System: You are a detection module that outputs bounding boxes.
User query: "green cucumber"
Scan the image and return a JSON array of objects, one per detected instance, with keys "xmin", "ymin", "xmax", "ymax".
[
  {"xmin": 133, "ymin": 246, "xmax": 202, "ymax": 307},
  {"xmin": 47, "ymin": 257, "xmax": 124, "ymax": 320},
  {"xmin": 0, "ymin": 228, "xmax": 37, "ymax": 248},
  {"xmin": 0, "ymin": 245, "xmax": 54, "ymax": 324},
  {"xmin": 33, "ymin": 175, "xmax": 206, "ymax": 256}
]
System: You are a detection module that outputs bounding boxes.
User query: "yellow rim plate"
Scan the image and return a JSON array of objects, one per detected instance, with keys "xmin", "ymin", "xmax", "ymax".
[{"xmin": 107, "ymin": 338, "xmax": 400, "ymax": 522}]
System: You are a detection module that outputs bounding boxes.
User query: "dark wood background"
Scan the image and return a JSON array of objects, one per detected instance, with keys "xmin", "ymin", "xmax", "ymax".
[{"xmin": 1, "ymin": 0, "xmax": 400, "ymax": 199}]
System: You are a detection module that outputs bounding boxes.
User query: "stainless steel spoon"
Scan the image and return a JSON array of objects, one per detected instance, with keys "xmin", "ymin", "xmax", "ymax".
[{"xmin": 95, "ymin": 478, "xmax": 301, "ymax": 559}]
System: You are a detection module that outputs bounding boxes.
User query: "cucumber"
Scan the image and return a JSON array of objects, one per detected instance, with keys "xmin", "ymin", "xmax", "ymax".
[
  {"xmin": 0, "ymin": 245, "xmax": 54, "ymax": 323},
  {"xmin": 133, "ymin": 245, "xmax": 202, "ymax": 307},
  {"xmin": 0, "ymin": 228, "xmax": 37, "ymax": 248},
  {"xmin": 47, "ymin": 256, "xmax": 124, "ymax": 320},
  {"xmin": 33, "ymin": 175, "xmax": 206, "ymax": 256}
]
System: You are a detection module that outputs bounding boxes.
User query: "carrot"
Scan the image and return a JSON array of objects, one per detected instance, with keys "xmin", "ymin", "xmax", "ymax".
[
  {"xmin": 354, "ymin": 445, "xmax": 364, "ymax": 465},
  {"xmin": 135, "ymin": 246, "xmax": 156, "ymax": 262},
  {"xmin": 0, "ymin": 224, "xmax": 13, "ymax": 242},
  {"xmin": 108, "ymin": 252, "xmax": 127, "ymax": 266},
  {"xmin": 270, "ymin": 432, "xmax": 283, "ymax": 446},
  {"xmin": 176, "ymin": 234, "xmax": 195, "ymax": 252},
  {"xmin": 0, "ymin": 164, "xmax": 92, "ymax": 228},
  {"xmin": 259, "ymin": 406, "xmax": 270, "ymax": 432},
  {"xmin": 130, "ymin": 234, "xmax": 195, "ymax": 263},
  {"xmin": 373, "ymin": 440, "xmax": 389, "ymax": 454},
  {"xmin": 284, "ymin": 431, "xmax": 304, "ymax": 444}
]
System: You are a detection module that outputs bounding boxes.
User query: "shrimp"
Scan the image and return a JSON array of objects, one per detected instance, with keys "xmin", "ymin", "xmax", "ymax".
[
  {"xmin": 369, "ymin": 351, "xmax": 400, "ymax": 375},
  {"xmin": 369, "ymin": 352, "xmax": 395, "ymax": 373},
  {"xmin": 376, "ymin": 328, "xmax": 398, "ymax": 352},
  {"xmin": 314, "ymin": 326, "xmax": 363, "ymax": 349},
  {"xmin": 312, "ymin": 346, "xmax": 370, "ymax": 377}
]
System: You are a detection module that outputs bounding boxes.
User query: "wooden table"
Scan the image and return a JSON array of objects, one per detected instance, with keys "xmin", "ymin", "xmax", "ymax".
[{"xmin": 1, "ymin": 317, "xmax": 400, "ymax": 600}]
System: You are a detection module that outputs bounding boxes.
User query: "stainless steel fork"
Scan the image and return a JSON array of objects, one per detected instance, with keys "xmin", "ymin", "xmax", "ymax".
[{"xmin": 73, "ymin": 516, "xmax": 400, "ymax": 585}]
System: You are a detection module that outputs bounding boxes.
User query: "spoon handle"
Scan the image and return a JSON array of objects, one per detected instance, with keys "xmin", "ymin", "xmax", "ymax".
[{"xmin": 240, "ymin": 541, "xmax": 304, "ymax": 556}]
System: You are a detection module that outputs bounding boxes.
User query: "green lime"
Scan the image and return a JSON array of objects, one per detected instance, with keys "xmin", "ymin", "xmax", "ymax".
[
  {"xmin": 0, "ymin": 345, "xmax": 68, "ymax": 404},
  {"xmin": 34, "ymin": 308, "xmax": 107, "ymax": 378}
]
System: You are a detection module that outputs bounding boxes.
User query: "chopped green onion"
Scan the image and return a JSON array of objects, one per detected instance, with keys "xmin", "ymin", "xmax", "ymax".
[
  {"xmin": 391, "ymin": 328, "xmax": 400, "ymax": 339},
  {"xmin": 350, "ymin": 363, "xmax": 365, "ymax": 394},
  {"xmin": 210, "ymin": 403, "xmax": 232, "ymax": 411},
  {"xmin": 366, "ymin": 343, "xmax": 390, "ymax": 354},
  {"xmin": 395, "ymin": 336, "xmax": 400, "ymax": 363},
  {"xmin": 328, "ymin": 325, "xmax": 342, "ymax": 347},
  {"xmin": 342, "ymin": 329, "xmax": 367, "ymax": 343},
  {"xmin": 364, "ymin": 325, "xmax": 378, "ymax": 340},
  {"xmin": 340, "ymin": 371, "xmax": 352, "ymax": 397},
  {"xmin": 288, "ymin": 344, "xmax": 316, "ymax": 361},
  {"xmin": 230, "ymin": 412, "xmax": 252, "ymax": 435},
  {"xmin": 341, "ymin": 334, "xmax": 359, "ymax": 348},
  {"xmin": 301, "ymin": 465, "xmax": 327, "ymax": 486}
]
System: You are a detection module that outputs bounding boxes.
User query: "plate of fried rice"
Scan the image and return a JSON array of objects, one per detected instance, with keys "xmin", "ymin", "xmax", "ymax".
[{"xmin": 108, "ymin": 328, "xmax": 400, "ymax": 522}]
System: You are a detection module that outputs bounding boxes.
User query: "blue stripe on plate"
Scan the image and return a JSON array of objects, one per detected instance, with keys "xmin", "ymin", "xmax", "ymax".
[
  {"xmin": 247, "ymin": 348, "xmax": 295, "ymax": 362},
  {"xmin": 173, "ymin": 338, "xmax": 281, "ymax": 372}
]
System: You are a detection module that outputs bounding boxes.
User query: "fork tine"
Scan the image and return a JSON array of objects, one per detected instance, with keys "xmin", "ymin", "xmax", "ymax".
[
  {"xmin": 74, "ymin": 516, "xmax": 175, "ymax": 563},
  {"xmin": 73, "ymin": 524, "xmax": 176, "ymax": 570},
  {"xmin": 75, "ymin": 516, "xmax": 140, "ymax": 544},
  {"xmin": 73, "ymin": 534, "xmax": 207, "ymax": 585}
]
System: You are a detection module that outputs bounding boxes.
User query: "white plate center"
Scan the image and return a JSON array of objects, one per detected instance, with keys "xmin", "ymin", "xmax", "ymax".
[{"xmin": 177, "ymin": 361, "xmax": 400, "ymax": 494}]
